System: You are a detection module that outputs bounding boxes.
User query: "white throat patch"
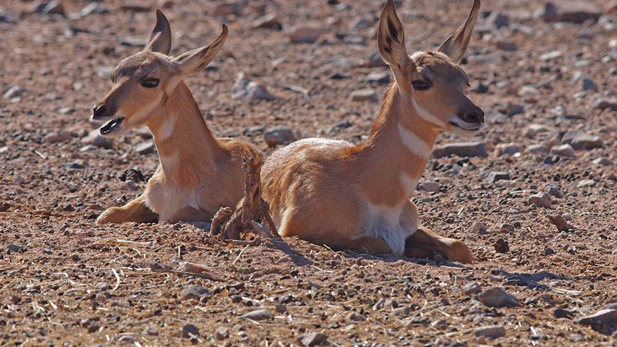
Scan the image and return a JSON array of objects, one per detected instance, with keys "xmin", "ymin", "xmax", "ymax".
[
  {"xmin": 397, "ymin": 123, "xmax": 432, "ymax": 159},
  {"xmin": 411, "ymin": 97, "xmax": 446, "ymax": 129},
  {"xmin": 399, "ymin": 172, "xmax": 419, "ymax": 198},
  {"xmin": 158, "ymin": 116, "xmax": 175, "ymax": 140}
]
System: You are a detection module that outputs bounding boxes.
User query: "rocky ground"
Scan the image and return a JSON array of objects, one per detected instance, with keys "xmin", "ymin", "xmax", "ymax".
[{"xmin": 1, "ymin": 0, "xmax": 617, "ymax": 345}]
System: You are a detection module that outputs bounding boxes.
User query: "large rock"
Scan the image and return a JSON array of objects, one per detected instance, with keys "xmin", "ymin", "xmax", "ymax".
[
  {"xmin": 569, "ymin": 134, "xmax": 603, "ymax": 151},
  {"xmin": 418, "ymin": 181, "xmax": 440, "ymax": 193},
  {"xmin": 82, "ymin": 129, "xmax": 113, "ymax": 149},
  {"xmin": 524, "ymin": 124, "xmax": 552, "ymax": 138},
  {"xmin": 541, "ymin": 1, "xmax": 602, "ymax": 24},
  {"xmin": 486, "ymin": 11, "xmax": 509, "ymax": 28},
  {"xmin": 474, "ymin": 325, "xmax": 506, "ymax": 339},
  {"xmin": 551, "ymin": 144, "xmax": 576, "ymax": 158},
  {"xmin": 477, "ymin": 287, "xmax": 519, "ymax": 308},
  {"xmin": 591, "ymin": 98, "xmax": 617, "ymax": 111},
  {"xmin": 432, "ymin": 142, "xmax": 488, "ymax": 158},
  {"xmin": 264, "ymin": 126, "xmax": 296, "ymax": 147},
  {"xmin": 526, "ymin": 144, "xmax": 549, "ymax": 155},
  {"xmin": 45, "ymin": 131, "xmax": 75, "ymax": 144},
  {"xmin": 232, "ymin": 72, "xmax": 277, "ymax": 102},
  {"xmin": 135, "ymin": 141, "xmax": 156, "ymax": 155},
  {"xmin": 494, "ymin": 143, "xmax": 521, "ymax": 157},
  {"xmin": 575, "ymin": 307, "xmax": 617, "ymax": 326},
  {"xmin": 593, "ymin": 157, "xmax": 613, "ymax": 166},
  {"xmin": 214, "ymin": 326, "xmax": 229, "ymax": 340},
  {"xmin": 486, "ymin": 171, "xmax": 510, "ymax": 184},
  {"xmin": 365, "ymin": 71, "xmax": 391, "ymax": 84},
  {"xmin": 462, "ymin": 282, "xmax": 482, "ymax": 295},
  {"xmin": 288, "ymin": 26, "xmax": 324, "ymax": 44},
  {"xmin": 252, "ymin": 12, "xmax": 282, "ymax": 30},
  {"xmin": 180, "ymin": 285, "xmax": 211, "ymax": 301},
  {"xmin": 213, "ymin": 2, "xmax": 244, "ymax": 17},
  {"xmin": 298, "ymin": 332, "xmax": 329, "ymax": 346},
  {"xmin": 349, "ymin": 89, "xmax": 378, "ymax": 103},
  {"xmin": 580, "ymin": 78, "xmax": 598, "ymax": 92},
  {"xmin": 495, "ymin": 39, "xmax": 517, "ymax": 51}
]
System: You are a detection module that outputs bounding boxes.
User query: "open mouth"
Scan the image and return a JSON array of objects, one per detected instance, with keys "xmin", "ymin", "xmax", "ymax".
[
  {"xmin": 449, "ymin": 120, "xmax": 481, "ymax": 131},
  {"xmin": 100, "ymin": 117, "xmax": 124, "ymax": 135}
]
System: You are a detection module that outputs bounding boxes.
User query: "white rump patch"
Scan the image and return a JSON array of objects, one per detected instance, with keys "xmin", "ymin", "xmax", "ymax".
[
  {"xmin": 411, "ymin": 97, "xmax": 446, "ymax": 129},
  {"xmin": 397, "ymin": 123, "xmax": 432, "ymax": 158}
]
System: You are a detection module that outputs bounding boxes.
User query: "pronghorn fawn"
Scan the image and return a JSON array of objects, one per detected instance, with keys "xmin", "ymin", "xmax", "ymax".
[
  {"xmin": 261, "ymin": 0, "xmax": 483, "ymax": 263},
  {"xmin": 93, "ymin": 10, "xmax": 260, "ymax": 224}
]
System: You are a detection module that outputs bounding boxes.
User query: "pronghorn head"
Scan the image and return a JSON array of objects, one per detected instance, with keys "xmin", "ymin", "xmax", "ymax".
[
  {"xmin": 378, "ymin": 0, "xmax": 484, "ymax": 137},
  {"xmin": 91, "ymin": 10, "xmax": 228, "ymax": 137}
]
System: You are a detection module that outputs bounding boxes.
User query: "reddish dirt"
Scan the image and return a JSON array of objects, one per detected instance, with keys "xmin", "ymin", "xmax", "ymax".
[{"xmin": 1, "ymin": 0, "xmax": 617, "ymax": 345}]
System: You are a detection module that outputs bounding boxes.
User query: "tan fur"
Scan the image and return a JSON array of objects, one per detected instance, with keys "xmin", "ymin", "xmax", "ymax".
[
  {"xmin": 94, "ymin": 11, "xmax": 260, "ymax": 224},
  {"xmin": 261, "ymin": 0, "xmax": 482, "ymax": 263}
]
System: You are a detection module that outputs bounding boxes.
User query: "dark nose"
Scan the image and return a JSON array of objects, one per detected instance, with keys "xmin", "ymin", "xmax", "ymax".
[
  {"xmin": 92, "ymin": 104, "xmax": 107, "ymax": 119},
  {"xmin": 459, "ymin": 106, "xmax": 484, "ymax": 124}
]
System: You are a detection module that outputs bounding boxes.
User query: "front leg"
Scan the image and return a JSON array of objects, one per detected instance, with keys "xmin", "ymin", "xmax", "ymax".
[
  {"xmin": 405, "ymin": 226, "xmax": 473, "ymax": 264},
  {"xmin": 96, "ymin": 195, "xmax": 159, "ymax": 224}
]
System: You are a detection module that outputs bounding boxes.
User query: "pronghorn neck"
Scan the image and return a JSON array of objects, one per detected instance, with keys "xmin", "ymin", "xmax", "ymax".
[
  {"xmin": 354, "ymin": 83, "xmax": 439, "ymax": 207},
  {"xmin": 146, "ymin": 80, "xmax": 224, "ymax": 186}
]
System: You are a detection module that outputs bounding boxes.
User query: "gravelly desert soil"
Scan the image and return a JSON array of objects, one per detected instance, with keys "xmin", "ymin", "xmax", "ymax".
[{"xmin": 1, "ymin": 0, "xmax": 617, "ymax": 345}]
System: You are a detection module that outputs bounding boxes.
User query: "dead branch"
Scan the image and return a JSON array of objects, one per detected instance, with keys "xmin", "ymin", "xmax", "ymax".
[{"xmin": 209, "ymin": 156, "xmax": 278, "ymax": 241}]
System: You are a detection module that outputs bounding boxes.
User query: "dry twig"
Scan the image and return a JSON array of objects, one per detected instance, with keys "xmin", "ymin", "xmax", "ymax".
[{"xmin": 210, "ymin": 156, "xmax": 278, "ymax": 240}]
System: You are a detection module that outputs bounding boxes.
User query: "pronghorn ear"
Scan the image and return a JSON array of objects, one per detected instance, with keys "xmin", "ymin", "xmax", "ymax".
[
  {"xmin": 378, "ymin": 0, "xmax": 412, "ymax": 69},
  {"xmin": 438, "ymin": 0, "xmax": 481, "ymax": 64},
  {"xmin": 145, "ymin": 10, "xmax": 172, "ymax": 55},
  {"xmin": 171, "ymin": 25, "xmax": 228, "ymax": 76}
]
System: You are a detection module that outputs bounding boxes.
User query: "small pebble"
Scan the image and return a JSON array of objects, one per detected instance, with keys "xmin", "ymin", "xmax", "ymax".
[
  {"xmin": 7, "ymin": 244, "xmax": 21, "ymax": 253},
  {"xmin": 474, "ymin": 325, "xmax": 506, "ymax": 340},
  {"xmin": 346, "ymin": 311, "xmax": 366, "ymax": 322},
  {"xmin": 462, "ymin": 282, "xmax": 482, "ymax": 295},
  {"xmin": 215, "ymin": 326, "xmax": 229, "ymax": 340},
  {"xmin": 298, "ymin": 332, "xmax": 329, "ymax": 346},
  {"xmin": 239, "ymin": 309, "xmax": 273, "ymax": 321},
  {"xmin": 144, "ymin": 327, "xmax": 159, "ymax": 336},
  {"xmin": 181, "ymin": 324, "xmax": 199, "ymax": 339},
  {"xmin": 494, "ymin": 238, "xmax": 509, "ymax": 253},
  {"xmin": 554, "ymin": 308, "xmax": 575, "ymax": 319},
  {"xmin": 528, "ymin": 193, "xmax": 552, "ymax": 208}
]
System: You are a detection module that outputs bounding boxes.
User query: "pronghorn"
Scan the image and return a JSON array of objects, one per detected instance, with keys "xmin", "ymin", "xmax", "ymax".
[
  {"xmin": 93, "ymin": 10, "xmax": 260, "ymax": 224},
  {"xmin": 261, "ymin": 0, "xmax": 483, "ymax": 263}
]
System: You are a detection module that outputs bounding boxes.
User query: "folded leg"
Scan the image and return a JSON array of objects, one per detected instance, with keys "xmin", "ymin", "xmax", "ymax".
[
  {"xmin": 96, "ymin": 195, "xmax": 159, "ymax": 224},
  {"xmin": 405, "ymin": 225, "xmax": 473, "ymax": 264}
]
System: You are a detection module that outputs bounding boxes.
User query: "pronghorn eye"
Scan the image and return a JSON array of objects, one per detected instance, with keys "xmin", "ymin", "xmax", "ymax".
[
  {"xmin": 141, "ymin": 78, "xmax": 160, "ymax": 88},
  {"xmin": 411, "ymin": 80, "xmax": 430, "ymax": 91}
]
